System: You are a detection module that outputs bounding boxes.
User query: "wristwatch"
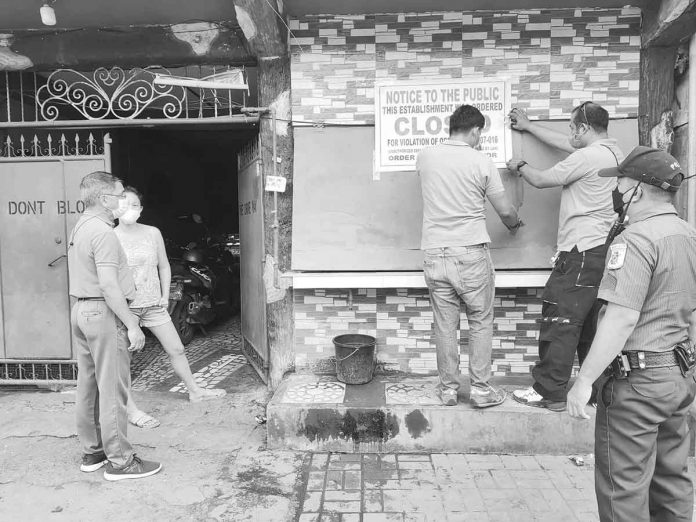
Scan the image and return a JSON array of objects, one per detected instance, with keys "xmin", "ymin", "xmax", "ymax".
[{"xmin": 516, "ymin": 160, "xmax": 528, "ymax": 172}]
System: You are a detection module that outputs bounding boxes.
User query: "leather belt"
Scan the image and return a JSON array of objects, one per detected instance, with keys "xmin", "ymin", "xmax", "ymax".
[
  {"xmin": 77, "ymin": 297, "xmax": 105, "ymax": 301},
  {"xmin": 624, "ymin": 350, "xmax": 678, "ymax": 369}
]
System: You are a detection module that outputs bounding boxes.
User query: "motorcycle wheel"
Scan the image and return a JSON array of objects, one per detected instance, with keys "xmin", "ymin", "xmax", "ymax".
[{"xmin": 172, "ymin": 295, "xmax": 195, "ymax": 345}]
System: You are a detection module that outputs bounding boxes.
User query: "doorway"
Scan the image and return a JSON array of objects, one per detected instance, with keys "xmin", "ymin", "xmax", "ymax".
[{"xmin": 110, "ymin": 127, "xmax": 268, "ymax": 378}]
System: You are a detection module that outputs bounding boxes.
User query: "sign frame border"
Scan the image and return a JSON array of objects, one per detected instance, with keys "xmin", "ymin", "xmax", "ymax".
[{"xmin": 373, "ymin": 78, "xmax": 512, "ymax": 174}]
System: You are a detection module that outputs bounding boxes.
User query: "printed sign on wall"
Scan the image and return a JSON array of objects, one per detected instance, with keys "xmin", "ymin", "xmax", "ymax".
[{"xmin": 374, "ymin": 79, "xmax": 512, "ymax": 173}]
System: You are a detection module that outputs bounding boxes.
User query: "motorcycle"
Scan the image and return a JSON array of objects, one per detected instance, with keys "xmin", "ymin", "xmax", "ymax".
[{"xmin": 167, "ymin": 236, "xmax": 240, "ymax": 345}]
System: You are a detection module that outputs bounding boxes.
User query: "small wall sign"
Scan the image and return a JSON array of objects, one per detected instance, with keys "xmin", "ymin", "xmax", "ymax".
[{"xmin": 265, "ymin": 175, "xmax": 287, "ymax": 193}]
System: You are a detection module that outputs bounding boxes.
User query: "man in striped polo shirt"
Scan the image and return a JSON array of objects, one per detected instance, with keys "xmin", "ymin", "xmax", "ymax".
[{"xmin": 567, "ymin": 147, "xmax": 696, "ymax": 521}]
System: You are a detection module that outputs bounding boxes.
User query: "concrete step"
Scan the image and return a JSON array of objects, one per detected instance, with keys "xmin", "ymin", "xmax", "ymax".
[{"xmin": 267, "ymin": 375, "xmax": 594, "ymax": 454}]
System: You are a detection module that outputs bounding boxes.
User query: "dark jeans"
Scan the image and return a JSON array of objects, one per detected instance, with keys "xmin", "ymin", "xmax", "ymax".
[
  {"xmin": 532, "ymin": 244, "xmax": 606, "ymax": 402},
  {"xmin": 595, "ymin": 367, "xmax": 696, "ymax": 521}
]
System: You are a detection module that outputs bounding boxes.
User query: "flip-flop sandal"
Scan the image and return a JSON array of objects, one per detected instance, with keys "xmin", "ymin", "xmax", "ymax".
[
  {"xmin": 189, "ymin": 389, "xmax": 227, "ymax": 403},
  {"xmin": 128, "ymin": 411, "xmax": 161, "ymax": 429}
]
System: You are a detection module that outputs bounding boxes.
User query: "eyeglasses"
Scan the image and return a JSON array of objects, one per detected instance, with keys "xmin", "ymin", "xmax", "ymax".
[
  {"xmin": 127, "ymin": 204, "xmax": 142, "ymax": 209},
  {"xmin": 101, "ymin": 192, "xmax": 127, "ymax": 199},
  {"xmin": 578, "ymin": 102, "xmax": 590, "ymax": 126}
]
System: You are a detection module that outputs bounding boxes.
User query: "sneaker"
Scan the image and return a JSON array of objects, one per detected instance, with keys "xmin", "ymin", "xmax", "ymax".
[
  {"xmin": 80, "ymin": 451, "xmax": 108, "ymax": 473},
  {"xmin": 470, "ymin": 383, "xmax": 507, "ymax": 408},
  {"xmin": 437, "ymin": 388, "xmax": 458, "ymax": 406},
  {"xmin": 103, "ymin": 455, "xmax": 162, "ymax": 482},
  {"xmin": 512, "ymin": 387, "xmax": 543, "ymax": 404},
  {"xmin": 512, "ymin": 387, "xmax": 566, "ymax": 412}
]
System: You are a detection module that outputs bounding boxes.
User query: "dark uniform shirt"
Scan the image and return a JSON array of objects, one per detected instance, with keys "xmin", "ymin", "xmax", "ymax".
[
  {"xmin": 68, "ymin": 207, "xmax": 136, "ymax": 300},
  {"xmin": 597, "ymin": 202, "xmax": 696, "ymax": 352}
]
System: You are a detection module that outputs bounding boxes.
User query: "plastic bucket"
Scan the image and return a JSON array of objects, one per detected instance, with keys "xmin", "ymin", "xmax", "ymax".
[{"xmin": 333, "ymin": 334, "xmax": 376, "ymax": 385}]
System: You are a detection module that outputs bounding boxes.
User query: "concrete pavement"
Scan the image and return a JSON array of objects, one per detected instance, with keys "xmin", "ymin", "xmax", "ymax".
[
  {"xmin": 0, "ymin": 368, "xmax": 305, "ymax": 522},
  {"xmin": 2, "ymin": 315, "xmax": 695, "ymax": 522},
  {"xmin": 3, "ymin": 384, "xmax": 696, "ymax": 521}
]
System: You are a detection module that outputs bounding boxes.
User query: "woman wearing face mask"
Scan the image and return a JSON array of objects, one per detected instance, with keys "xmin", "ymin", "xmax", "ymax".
[{"xmin": 115, "ymin": 187, "xmax": 226, "ymax": 429}]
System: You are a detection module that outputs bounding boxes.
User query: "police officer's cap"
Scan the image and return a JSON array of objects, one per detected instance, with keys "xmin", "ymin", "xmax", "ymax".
[{"xmin": 598, "ymin": 146, "xmax": 684, "ymax": 192}]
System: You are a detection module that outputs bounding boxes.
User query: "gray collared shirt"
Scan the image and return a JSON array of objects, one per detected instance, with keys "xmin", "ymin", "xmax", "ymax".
[
  {"xmin": 68, "ymin": 207, "xmax": 136, "ymax": 300},
  {"xmin": 598, "ymin": 203, "xmax": 696, "ymax": 352},
  {"xmin": 417, "ymin": 140, "xmax": 505, "ymax": 250},
  {"xmin": 541, "ymin": 139, "xmax": 624, "ymax": 252}
]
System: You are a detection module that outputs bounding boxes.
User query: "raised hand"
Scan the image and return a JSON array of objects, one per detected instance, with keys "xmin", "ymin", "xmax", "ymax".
[{"xmin": 508, "ymin": 107, "xmax": 531, "ymax": 132}]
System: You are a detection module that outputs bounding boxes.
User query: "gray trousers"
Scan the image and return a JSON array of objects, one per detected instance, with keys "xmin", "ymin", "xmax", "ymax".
[
  {"xmin": 423, "ymin": 245, "xmax": 495, "ymax": 392},
  {"xmin": 72, "ymin": 299, "xmax": 133, "ymax": 468},
  {"xmin": 595, "ymin": 366, "xmax": 696, "ymax": 522}
]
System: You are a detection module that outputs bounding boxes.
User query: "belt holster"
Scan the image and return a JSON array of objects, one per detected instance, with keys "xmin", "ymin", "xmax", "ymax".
[
  {"xmin": 608, "ymin": 353, "xmax": 630, "ymax": 379},
  {"xmin": 674, "ymin": 341, "xmax": 696, "ymax": 377}
]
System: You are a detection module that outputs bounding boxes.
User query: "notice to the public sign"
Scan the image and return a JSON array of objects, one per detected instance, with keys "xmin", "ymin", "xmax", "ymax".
[{"xmin": 374, "ymin": 79, "xmax": 511, "ymax": 173}]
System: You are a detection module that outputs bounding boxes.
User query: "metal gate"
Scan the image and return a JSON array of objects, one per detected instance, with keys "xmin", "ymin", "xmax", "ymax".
[
  {"xmin": 0, "ymin": 66, "xmax": 263, "ymax": 385},
  {"xmin": 0, "ymin": 131, "xmax": 111, "ymax": 384},
  {"xmin": 238, "ymin": 139, "xmax": 268, "ymax": 381}
]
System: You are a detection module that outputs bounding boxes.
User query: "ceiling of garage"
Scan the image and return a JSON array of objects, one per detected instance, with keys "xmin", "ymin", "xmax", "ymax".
[{"xmin": 0, "ymin": 0, "xmax": 238, "ymax": 31}]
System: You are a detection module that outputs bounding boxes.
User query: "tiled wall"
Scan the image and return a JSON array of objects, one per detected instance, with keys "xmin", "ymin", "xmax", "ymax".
[
  {"xmin": 294, "ymin": 288, "xmax": 558, "ymax": 378},
  {"xmin": 290, "ymin": 7, "xmax": 641, "ymax": 124}
]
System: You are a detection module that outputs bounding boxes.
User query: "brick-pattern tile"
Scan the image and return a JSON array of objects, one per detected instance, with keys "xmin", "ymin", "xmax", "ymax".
[
  {"xmin": 299, "ymin": 453, "xmax": 633, "ymax": 520},
  {"xmin": 290, "ymin": 8, "xmax": 641, "ymax": 124},
  {"xmin": 294, "ymin": 287, "xmax": 553, "ymax": 377}
]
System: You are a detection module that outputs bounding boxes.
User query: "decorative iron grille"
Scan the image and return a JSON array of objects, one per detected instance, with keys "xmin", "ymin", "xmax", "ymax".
[
  {"xmin": 37, "ymin": 68, "xmax": 186, "ymax": 121},
  {"xmin": 0, "ymin": 130, "xmax": 105, "ymax": 158},
  {"xmin": 1, "ymin": 65, "xmax": 252, "ymax": 125},
  {"xmin": 0, "ymin": 361, "xmax": 78, "ymax": 385}
]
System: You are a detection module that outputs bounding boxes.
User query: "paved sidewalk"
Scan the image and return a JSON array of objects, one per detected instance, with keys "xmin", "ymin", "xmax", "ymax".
[
  {"xmin": 0, "ymin": 317, "xmax": 306, "ymax": 522},
  {"xmin": 297, "ymin": 453, "xmax": 696, "ymax": 522}
]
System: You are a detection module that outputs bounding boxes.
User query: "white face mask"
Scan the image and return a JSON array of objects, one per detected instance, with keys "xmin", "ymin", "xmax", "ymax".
[
  {"xmin": 106, "ymin": 197, "xmax": 128, "ymax": 220},
  {"xmin": 119, "ymin": 207, "xmax": 141, "ymax": 224}
]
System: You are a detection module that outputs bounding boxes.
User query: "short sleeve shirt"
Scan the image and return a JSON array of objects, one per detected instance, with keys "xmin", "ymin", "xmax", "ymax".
[
  {"xmin": 417, "ymin": 140, "xmax": 506, "ymax": 249},
  {"xmin": 68, "ymin": 208, "xmax": 136, "ymax": 300},
  {"xmin": 597, "ymin": 204, "xmax": 696, "ymax": 352},
  {"xmin": 542, "ymin": 139, "xmax": 623, "ymax": 252}
]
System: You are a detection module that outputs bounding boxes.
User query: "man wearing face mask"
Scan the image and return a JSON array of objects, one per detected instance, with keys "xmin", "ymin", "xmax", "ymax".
[
  {"xmin": 566, "ymin": 147, "xmax": 696, "ymax": 521},
  {"xmin": 68, "ymin": 171, "xmax": 162, "ymax": 481},
  {"xmin": 505, "ymin": 102, "xmax": 623, "ymax": 412}
]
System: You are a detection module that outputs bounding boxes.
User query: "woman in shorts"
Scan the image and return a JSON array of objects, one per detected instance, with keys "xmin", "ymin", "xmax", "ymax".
[{"xmin": 115, "ymin": 187, "xmax": 225, "ymax": 429}]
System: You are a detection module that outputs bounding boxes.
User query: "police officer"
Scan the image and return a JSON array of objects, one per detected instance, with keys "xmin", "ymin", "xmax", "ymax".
[
  {"xmin": 69, "ymin": 171, "xmax": 162, "ymax": 481},
  {"xmin": 567, "ymin": 147, "xmax": 696, "ymax": 521}
]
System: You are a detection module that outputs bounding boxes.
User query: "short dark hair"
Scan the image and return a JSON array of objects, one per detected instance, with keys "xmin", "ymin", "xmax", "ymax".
[
  {"xmin": 449, "ymin": 105, "xmax": 485, "ymax": 135},
  {"xmin": 124, "ymin": 186, "xmax": 144, "ymax": 205},
  {"xmin": 572, "ymin": 101, "xmax": 609, "ymax": 132}
]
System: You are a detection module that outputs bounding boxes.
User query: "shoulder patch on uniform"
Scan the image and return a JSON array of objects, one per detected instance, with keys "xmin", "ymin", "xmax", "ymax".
[{"xmin": 607, "ymin": 243, "xmax": 627, "ymax": 270}]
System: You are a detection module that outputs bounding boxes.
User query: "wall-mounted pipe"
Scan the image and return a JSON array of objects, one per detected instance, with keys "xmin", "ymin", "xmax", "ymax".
[
  {"xmin": 689, "ymin": 34, "xmax": 696, "ymax": 226},
  {"xmin": 240, "ymin": 105, "xmax": 280, "ymax": 286},
  {"xmin": 271, "ymin": 107, "xmax": 279, "ymax": 286}
]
